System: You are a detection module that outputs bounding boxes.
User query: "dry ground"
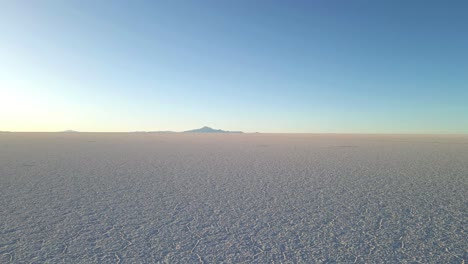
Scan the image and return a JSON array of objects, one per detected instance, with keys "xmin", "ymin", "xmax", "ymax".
[{"xmin": 0, "ymin": 133, "xmax": 467, "ymax": 263}]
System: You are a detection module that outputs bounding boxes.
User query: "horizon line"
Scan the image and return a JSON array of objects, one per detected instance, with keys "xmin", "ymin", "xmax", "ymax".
[{"xmin": 1, "ymin": 131, "xmax": 467, "ymax": 136}]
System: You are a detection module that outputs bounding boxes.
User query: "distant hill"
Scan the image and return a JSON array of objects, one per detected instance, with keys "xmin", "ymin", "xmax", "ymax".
[
  {"xmin": 60, "ymin": 130, "xmax": 79, "ymax": 133},
  {"xmin": 183, "ymin": 126, "xmax": 243, "ymax": 133}
]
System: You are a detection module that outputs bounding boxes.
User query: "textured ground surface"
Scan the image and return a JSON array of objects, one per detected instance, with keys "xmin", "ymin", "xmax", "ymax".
[{"xmin": 0, "ymin": 133, "xmax": 467, "ymax": 263}]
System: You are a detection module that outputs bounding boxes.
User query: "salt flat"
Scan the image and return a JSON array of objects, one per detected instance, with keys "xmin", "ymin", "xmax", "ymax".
[{"xmin": 0, "ymin": 133, "xmax": 466, "ymax": 263}]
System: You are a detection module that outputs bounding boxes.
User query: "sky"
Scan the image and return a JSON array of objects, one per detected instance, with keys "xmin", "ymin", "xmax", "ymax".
[{"xmin": 1, "ymin": 0, "xmax": 467, "ymax": 133}]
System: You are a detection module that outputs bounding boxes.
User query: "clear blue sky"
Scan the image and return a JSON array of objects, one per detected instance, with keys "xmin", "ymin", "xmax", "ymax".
[{"xmin": 1, "ymin": 0, "xmax": 467, "ymax": 133}]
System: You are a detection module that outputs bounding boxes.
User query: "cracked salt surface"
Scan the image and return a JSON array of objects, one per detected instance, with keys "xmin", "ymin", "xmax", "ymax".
[{"xmin": 0, "ymin": 133, "xmax": 467, "ymax": 263}]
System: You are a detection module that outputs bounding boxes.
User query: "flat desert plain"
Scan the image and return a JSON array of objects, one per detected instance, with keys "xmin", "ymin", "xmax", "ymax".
[{"xmin": 0, "ymin": 133, "xmax": 467, "ymax": 263}]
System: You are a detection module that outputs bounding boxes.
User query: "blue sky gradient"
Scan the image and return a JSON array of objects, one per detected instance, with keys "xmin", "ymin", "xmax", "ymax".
[{"xmin": 1, "ymin": 0, "xmax": 467, "ymax": 133}]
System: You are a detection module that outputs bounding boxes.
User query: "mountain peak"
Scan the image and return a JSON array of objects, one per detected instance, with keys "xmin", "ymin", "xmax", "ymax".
[{"xmin": 183, "ymin": 126, "xmax": 243, "ymax": 133}]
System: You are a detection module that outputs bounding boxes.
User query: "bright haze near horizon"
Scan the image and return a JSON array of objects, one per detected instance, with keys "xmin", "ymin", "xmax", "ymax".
[{"xmin": 1, "ymin": 1, "xmax": 467, "ymax": 133}]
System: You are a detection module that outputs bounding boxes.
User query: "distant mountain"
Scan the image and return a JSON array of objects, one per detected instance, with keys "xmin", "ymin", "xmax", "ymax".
[
  {"xmin": 60, "ymin": 130, "xmax": 79, "ymax": 133},
  {"xmin": 183, "ymin": 126, "xmax": 243, "ymax": 133}
]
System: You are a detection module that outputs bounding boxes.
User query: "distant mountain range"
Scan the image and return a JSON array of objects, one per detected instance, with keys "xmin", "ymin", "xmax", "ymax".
[
  {"xmin": 54, "ymin": 127, "xmax": 244, "ymax": 133},
  {"xmin": 134, "ymin": 126, "xmax": 243, "ymax": 133},
  {"xmin": 183, "ymin": 126, "xmax": 243, "ymax": 133}
]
